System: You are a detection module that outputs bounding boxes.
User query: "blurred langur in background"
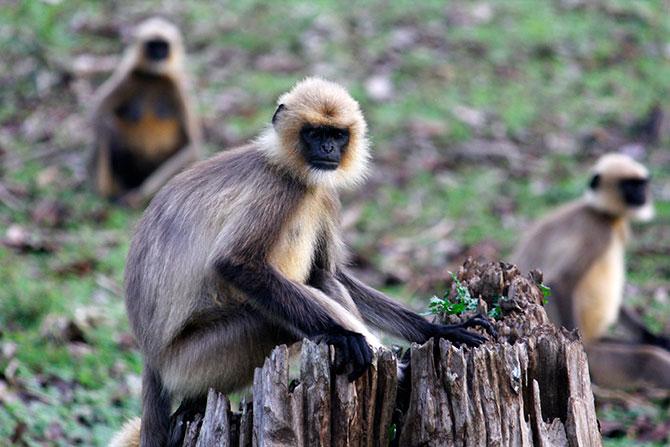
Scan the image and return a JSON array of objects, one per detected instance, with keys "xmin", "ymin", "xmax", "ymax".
[
  {"xmin": 513, "ymin": 153, "xmax": 670, "ymax": 388},
  {"xmin": 89, "ymin": 17, "xmax": 201, "ymax": 208}
]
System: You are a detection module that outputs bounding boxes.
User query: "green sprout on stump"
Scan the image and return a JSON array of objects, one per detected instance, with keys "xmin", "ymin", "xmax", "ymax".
[
  {"xmin": 538, "ymin": 283, "xmax": 551, "ymax": 305},
  {"xmin": 427, "ymin": 273, "xmax": 502, "ymax": 319},
  {"xmin": 488, "ymin": 297, "xmax": 502, "ymax": 319},
  {"xmin": 388, "ymin": 423, "xmax": 397, "ymax": 441}
]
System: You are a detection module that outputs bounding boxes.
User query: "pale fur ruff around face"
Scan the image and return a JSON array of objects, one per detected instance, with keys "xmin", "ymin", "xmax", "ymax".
[
  {"xmin": 124, "ymin": 17, "xmax": 185, "ymax": 77},
  {"xmin": 257, "ymin": 77, "xmax": 371, "ymax": 190},
  {"xmin": 584, "ymin": 152, "xmax": 654, "ymax": 221}
]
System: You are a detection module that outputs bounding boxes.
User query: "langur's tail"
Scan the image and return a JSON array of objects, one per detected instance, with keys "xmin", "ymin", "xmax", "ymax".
[
  {"xmin": 109, "ymin": 417, "xmax": 141, "ymax": 447},
  {"xmin": 110, "ymin": 367, "xmax": 171, "ymax": 447}
]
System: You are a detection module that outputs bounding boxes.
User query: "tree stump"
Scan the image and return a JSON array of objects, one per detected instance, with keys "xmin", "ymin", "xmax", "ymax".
[{"xmin": 180, "ymin": 259, "xmax": 602, "ymax": 446}]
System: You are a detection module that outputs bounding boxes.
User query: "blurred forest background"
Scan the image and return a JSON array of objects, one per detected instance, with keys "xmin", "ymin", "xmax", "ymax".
[{"xmin": 0, "ymin": 0, "xmax": 669, "ymax": 445}]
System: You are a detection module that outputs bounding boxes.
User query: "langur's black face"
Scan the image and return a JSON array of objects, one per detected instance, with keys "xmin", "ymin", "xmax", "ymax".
[
  {"xmin": 619, "ymin": 177, "xmax": 649, "ymax": 207},
  {"xmin": 144, "ymin": 38, "xmax": 170, "ymax": 61},
  {"xmin": 299, "ymin": 125, "xmax": 350, "ymax": 171}
]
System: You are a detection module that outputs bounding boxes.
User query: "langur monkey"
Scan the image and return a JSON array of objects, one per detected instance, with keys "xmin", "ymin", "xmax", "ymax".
[
  {"xmin": 111, "ymin": 78, "xmax": 494, "ymax": 447},
  {"xmin": 90, "ymin": 17, "xmax": 201, "ymax": 207},
  {"xmin": 513, "ymin": 153, "xmax": 670, "ymax": 388}
]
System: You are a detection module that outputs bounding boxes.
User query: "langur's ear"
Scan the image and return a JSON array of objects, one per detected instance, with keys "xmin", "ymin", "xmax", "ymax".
[
  {"xmin": 272, "ymin": 104, "xmax": 286, "ymax": 126},
  {"xmin": 589, "ymin": 174, "xmax": 601, "ymax": 190}
]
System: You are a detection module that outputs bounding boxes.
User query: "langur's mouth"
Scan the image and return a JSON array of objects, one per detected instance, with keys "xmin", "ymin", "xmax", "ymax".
[{"xmin": 310, "ymin": 160, "xmax": 339, "ymax": 170}]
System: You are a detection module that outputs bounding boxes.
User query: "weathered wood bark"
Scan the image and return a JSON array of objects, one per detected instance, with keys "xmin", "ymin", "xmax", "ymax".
[{"xmin": 181, "ymin": 260, "xmax": 602, "ymax": 446}]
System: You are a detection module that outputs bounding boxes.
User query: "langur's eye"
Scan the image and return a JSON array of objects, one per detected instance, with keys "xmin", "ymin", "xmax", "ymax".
[{"xmin": 308, "ymin": 127, "xmax": 323, "ymax": 140}]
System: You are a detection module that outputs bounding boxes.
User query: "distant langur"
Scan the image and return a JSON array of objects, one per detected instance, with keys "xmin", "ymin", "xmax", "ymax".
[
  {"xmin": 111, "ymin": 78, "xmax": 494, "ymax": 447},
  {"xmin": 513, "ymin": 153, "xmax": 670, "ymax": 387},
  {"xmin": 90, "ymin": 17, "xmax": 201, "ymax": 207},
  {"xmin": 513, "ymin": 153, "xmax": 654, "ymax": 342}
]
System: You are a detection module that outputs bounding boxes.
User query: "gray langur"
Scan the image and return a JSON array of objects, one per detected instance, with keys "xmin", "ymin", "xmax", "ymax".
[
  {"xmin": 90, "ymin": 17, "xmax": 201, "ymax": 208},
  {"xmin": 111, "ymin": 77, "xmax": 494, "ymax": 447}
]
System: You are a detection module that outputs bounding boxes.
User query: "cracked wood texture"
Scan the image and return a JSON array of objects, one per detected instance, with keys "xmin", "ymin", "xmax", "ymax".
[{"xmin": 181, "ymin": 259, "xmax": 601, "ymax": 446}]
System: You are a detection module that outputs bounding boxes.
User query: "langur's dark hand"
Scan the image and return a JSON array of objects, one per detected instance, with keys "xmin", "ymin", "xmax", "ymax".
[
  {"xmin": 428, "ymin": 314, "xmax": 497, "ymax": 347},
  {"xmin": 313, "ymin": 328, "xmax": 373, "ymax": 381},
  {"xmin": 646, "ymin": 333, "xmax": 670, "ymax": 352},
  {"xmin": 460, "ymin": 314, "xmax": 497, "ymax": 336}
]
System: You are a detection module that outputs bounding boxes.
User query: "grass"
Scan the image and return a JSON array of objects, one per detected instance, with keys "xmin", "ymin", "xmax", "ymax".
[{"xmin": 0, "ymin": 0, "xmax": 668, "ymax": 445}]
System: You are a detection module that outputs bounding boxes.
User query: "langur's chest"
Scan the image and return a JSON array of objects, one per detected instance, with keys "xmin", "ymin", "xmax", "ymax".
[
  {"xmin": 574, "ymin": 235, "xmax": 625, "ymax": 329},
  {"xmin": 114, "ymin": 88, "xmax": 183, "ymax": 160},
  {"xmin": 268, "ymin": 195, "xmax": 327, "ymax": 283}
]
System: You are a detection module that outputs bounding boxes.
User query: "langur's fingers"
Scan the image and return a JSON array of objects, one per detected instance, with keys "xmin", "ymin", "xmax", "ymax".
[
  {"xmin": 349, "ymin": 337, "xmax": 365, "ymax": 371},
  {"xmin": 461, "ymin": 315, "xmax": 497, "ymax": 337},
  {"xmin": 457, "ymin": 330, "xmax": 487, "ymax": 346},
  {"xmin": 346, "ymin": 336, "xmax": 365, "ymax": 382},
  {"xmin": 348, "ymin": 366, "xmax": 367, "ymax": 382},
  {"xmin": 333, "ymin": 337, "xmax": 349, "ymax": 373},
  {"xmin": 362, "ymin": 342, "xmax": 373, "ymax": 366},
  {"xmin": 440, "ymin": 325, "xmax": 487, "ymax": 347}
]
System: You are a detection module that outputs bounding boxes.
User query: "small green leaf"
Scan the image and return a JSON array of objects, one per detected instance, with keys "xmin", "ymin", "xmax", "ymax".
[
  {"xmin": 425, "ymin": 273, "xmax": 479, "ymax": 317},
  {"xmin": 429, "ymin": 296, "xmax": 444, "ymax": 306},
  {"xmin": 388, "ymin": 423, "xmax": 397, "ymax": 441},
  {"xmin": 538, "ymin": 283, "xmax": 551, "ymax": 298},
  {"xmin": 488, "ymin": 305, "xmax": 502, "ymax": 319}
]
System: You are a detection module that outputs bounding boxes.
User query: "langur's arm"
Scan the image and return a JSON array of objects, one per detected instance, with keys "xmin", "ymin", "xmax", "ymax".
[
  {"xmin": 214, "ymin": 261, "xmax": 374, "ymax": 380},
  {"xmin": 618, "ymin": 307, "xmax": 670, "ymax": 350},
  {"xmin": 335, "ymin": 268, "xmax": 494, "ymax": 345},
  {"xmin": 216, "ymin": 260, "xmax": 350, "ymax": 337},
  {"xmin": 211, "ymin": 193, "xmax": 374, "ymax": 379},
  {"xmin": 92, "ymin": 140, "xmax": 119, "ymax": 198},
  {"xmin": 548, "ymin": 281, "xmax": 578, "ymax": 331}
]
